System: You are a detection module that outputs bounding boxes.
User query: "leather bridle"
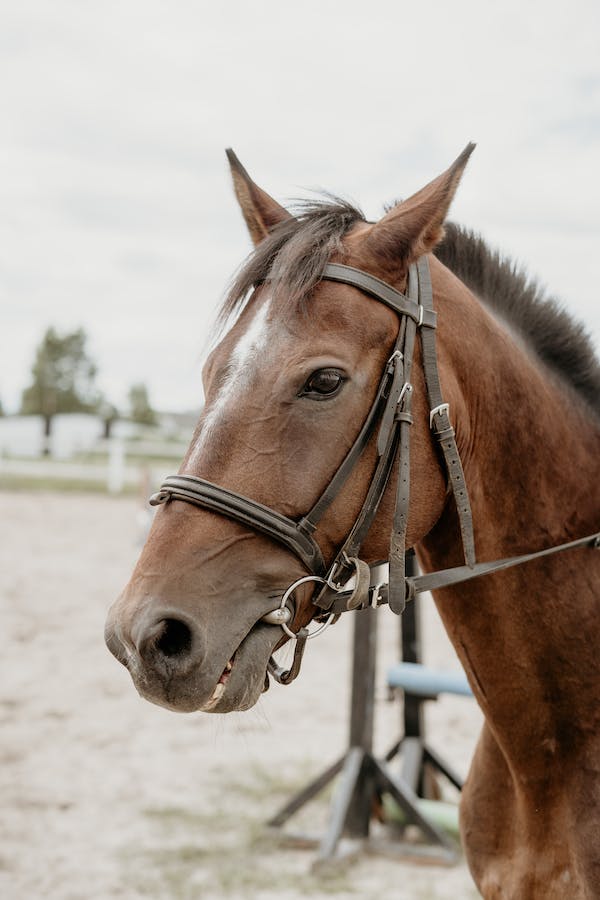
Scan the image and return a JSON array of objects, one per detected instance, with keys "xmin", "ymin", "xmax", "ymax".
[{"xmin": 150, "ymin": 256, "xmax": 600, "ymax": 684}]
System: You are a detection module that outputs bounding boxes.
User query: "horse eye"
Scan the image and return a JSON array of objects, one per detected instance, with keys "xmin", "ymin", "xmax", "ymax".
[{"xmin": 302, "ymin": 368, "xmax": 345, "ymax": 398}]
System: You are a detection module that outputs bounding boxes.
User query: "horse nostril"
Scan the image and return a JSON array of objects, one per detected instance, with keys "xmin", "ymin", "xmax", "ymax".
[
  {"xmin": 155, "ymin": 618, "xmax": 193, "ymax": 658},
  {"xmin": 130, "ymin": 608, "xmax": 204, "ymax": 679},
  {"xmin": 133, "ymin": 611, "xmax": 199, "ymax": 668}
]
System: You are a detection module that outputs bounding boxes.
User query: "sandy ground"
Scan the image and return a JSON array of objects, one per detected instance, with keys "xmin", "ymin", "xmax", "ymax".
[{"xmin": 1, "ymin": 491, "xmax": 483, "ymax": 900}]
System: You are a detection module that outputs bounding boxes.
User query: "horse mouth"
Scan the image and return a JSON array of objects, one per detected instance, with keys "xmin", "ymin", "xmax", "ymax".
[
  {"xmin": 204, "ymin": 653, "xmax": 236, "ymax": 709},
  {"xmin": 199, "ymin": 619, "xmax": 284, "ymax": 713}
]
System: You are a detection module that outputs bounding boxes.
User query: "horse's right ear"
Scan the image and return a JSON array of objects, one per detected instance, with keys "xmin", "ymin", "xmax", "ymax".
[
  {"xmin": 365, "ymin": 143, "xmax": 475, "ymax": 265},
  {"xmin": 226, "ymin": 149, "xmax": 292, "ymax": 246}
]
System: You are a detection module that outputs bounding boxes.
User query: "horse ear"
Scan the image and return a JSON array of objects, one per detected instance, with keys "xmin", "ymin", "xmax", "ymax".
[
  {"xmin": 226, "ymin": 149, "xmax": 292, "ymax": 246},
  {"xmin": 366, "ymin": 143, "xmax": 475, "ymax": 263}
]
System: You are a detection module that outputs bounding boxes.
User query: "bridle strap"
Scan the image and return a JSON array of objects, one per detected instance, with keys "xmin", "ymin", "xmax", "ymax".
[
  {"xmin": 313, "ymin": 260, "xmax": 476, "ymax": 614},
  {"xmin": 325, "ymin": 532, "xmax": 600, "ymax": 616},
  {"xmin": 416, "ymin": 257, "xmax": 476, "ymax": 567},
  {"xmin": 299, "ymin": 356, "xmax": 397, "ymax": 530},
  {"xmin": 317, "ymin": 259, "xmax": 476, "ymax": 612},
  {"xmin": 312, "ymin": 265, "xmax": 419, "ymax": 612},
  {"xmin": 388, "ymin": 272, "xmax": 418, "ymax": 614},
  {"xmin": 322, "ymin": 263, "xmax": 437, "ymax": 329},
  {"xmin": 150, "ymin": 474, "xmax": 326, "ymax": 575}
]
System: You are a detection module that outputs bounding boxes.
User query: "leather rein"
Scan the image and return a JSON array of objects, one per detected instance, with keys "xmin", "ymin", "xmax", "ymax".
[{"xmin": 150, "ymin": 257, "xmax": 600, "ymax": 685}]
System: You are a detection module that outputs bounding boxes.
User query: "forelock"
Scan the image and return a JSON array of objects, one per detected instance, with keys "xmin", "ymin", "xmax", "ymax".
[{"xmin": 217, "ymin": 197, "xmax": 365, "ymax": 332}]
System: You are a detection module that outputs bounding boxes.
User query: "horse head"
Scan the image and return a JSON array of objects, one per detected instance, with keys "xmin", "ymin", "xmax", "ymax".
[{"xmin": 104, "ymin": 147, "xmax": 474, "ymax": 713}]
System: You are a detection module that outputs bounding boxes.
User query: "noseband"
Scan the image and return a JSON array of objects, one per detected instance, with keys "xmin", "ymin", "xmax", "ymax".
[{"xmin": 150, "ymin": 257, "xmax": 600, "ymax": 684}]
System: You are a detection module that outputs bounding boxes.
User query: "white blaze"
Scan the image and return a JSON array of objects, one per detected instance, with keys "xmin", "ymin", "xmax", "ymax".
[{"xmin": 190, "ymin": 299, "xmax": 273, "ymax": 461}]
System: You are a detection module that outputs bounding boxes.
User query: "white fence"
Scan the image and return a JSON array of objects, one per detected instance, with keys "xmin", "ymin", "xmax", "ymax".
[{"xmin": 0, "ymin": 415, "xmax": 189, "ymax": 493}]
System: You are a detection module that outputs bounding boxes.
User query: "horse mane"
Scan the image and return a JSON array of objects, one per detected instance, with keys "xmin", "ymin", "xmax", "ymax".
[
  {"xmin": 435, "ymin": 223, "xmax": 600, "ymax": 418},
  {"xmin": 220, "ymin": 198, "xmax": 600, "ymax": 419}
]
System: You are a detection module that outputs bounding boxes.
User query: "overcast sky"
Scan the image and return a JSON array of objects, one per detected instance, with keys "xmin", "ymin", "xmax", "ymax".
[{"xmin": 2, "ymin": 0, "xmax": 599, "ymax": 414}]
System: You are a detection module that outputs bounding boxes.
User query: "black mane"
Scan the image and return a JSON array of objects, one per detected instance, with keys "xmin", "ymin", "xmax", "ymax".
[
  {"xmin": 220, "ymin": 199, "xmax": 600, "ymax": 418},
  {"xmin": 435, "ymin": 223, "xmax": 600, "ymax": 417}
]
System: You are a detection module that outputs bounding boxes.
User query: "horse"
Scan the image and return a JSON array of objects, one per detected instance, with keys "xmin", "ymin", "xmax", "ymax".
[{"xmin": 105, "ymin": 146, "xmax": 600, "ymax": 898}]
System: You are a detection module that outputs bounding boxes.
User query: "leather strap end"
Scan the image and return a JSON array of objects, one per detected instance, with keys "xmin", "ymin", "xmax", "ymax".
[
  {"xmin": 388, "ymin": 550, "xmax": 406, "ymax": 615},
  {"xmin": 149, "ymin": 490, "xmax": 170, "ymax": 506},
  {"xmin": 312, "ymin": 584, "xmax": 337, "ymax": 611},
  {"xmin": 345, "ymin": 557, "xmax": 372, "ymax": 611},
  {"xmin": 388, "ymin": 579, "xmax": 406, "ymax": 615}
]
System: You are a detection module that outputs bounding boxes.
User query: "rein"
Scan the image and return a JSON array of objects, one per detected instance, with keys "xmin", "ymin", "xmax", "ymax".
[{"xmin": 150, "ymin": 257, "xmax": 599, "ymax": 685}]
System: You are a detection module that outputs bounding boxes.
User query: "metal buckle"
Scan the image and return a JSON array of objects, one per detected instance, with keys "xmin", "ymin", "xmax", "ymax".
[
  {"xmin": 429, "ymin": 402, "xmax": 450, "ymax": 429},
  {"xmin": 397, "ymin": 382, "xmax": 413, "ymax": 407},
  {"xmin": 386, "ymin": 349, "xmax": 403, "ymax": 379},
  {"xmin": 417, "ymin": 305, "xmax": 424, "ymax": 327},
  {"xmin": 369, "ymin": 584, "xmax": 384, "ymax": 608}
]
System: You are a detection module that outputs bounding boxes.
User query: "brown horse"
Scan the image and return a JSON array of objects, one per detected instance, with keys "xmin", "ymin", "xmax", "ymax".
[{"xmin": 105, "ymin": 148, "xmax": 600, "ymax": 898}]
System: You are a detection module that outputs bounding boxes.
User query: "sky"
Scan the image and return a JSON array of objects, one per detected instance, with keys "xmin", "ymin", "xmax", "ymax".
[{"xmin": 2, "ymin": 0, "xmax": 599, "ymax": 414}]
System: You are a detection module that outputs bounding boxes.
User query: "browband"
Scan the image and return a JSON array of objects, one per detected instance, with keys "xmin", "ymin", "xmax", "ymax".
[{"xmin": 321, "ymin": 263, "xmax": 437, "ymax": 329}]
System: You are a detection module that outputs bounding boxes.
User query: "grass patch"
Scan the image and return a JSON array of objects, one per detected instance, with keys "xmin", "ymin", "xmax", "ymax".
[
  {"xmin": 223, "ymin": 758, "xmax": 327, "ymax": 803},
  {"xmin": 123, "ymin": 763, "xmax": 354, "ymax": 898},
  {"xmin": 143, "ymin": 806, "xmax": 236, "ymax": 833}
]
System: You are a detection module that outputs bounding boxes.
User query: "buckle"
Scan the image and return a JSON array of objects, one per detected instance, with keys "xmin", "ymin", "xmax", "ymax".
[
  {"xmin": 386, "ymin": 349, "xmax": 403, "ymax": 369},
  {"xmin": 397, "ymin": 382, "xmax": 413, "ymax": 408},
  {"xmin": 429, "ymin": 403, "xmax": 450, "ymax": 429},
  {"xmin": 369, "ymin": 584, "xmax": 384, "ymax": 608}
]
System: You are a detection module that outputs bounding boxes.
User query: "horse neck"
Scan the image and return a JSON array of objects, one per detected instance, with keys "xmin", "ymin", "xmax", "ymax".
[{"xmin": 418, "ymin": 262, "xmax": 600, "ymax": 763}]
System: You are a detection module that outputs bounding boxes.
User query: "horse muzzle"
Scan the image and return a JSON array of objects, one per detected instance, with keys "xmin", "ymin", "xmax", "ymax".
[{"xmin": 104, "ymin": 589, "xmax": 303, "ymax": 713}]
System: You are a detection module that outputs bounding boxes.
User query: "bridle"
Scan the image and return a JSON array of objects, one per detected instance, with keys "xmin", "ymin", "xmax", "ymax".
[
  {"xmin": 151, "ymin": 258, "xmax": 473, "ymax": 597},
  {"xmin": 150, "ymin": 256, "xmax": 600, "ymax": 684}
]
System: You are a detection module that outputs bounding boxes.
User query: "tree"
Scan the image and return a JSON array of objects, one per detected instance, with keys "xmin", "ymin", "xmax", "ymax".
[
  {"xmin": 20, "ymin": 327, "xmax": 99, "ymax": 450},
  {"xmin": 128, "ymin": 383, "xmax": 157, "ymax": 426}
]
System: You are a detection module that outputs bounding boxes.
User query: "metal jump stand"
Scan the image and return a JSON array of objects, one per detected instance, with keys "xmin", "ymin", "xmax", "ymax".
[
  {"xmin": 267, "ymin": 553, "xmax": 458, "ymax": 863},
  {"xmin": 383, "ymin": 573, "xmax": 465, "ymax": 800}
]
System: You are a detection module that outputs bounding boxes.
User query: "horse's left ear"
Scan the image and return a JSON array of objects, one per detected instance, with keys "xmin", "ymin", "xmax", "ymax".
[
  {"xmin": 366, "ymin": 143, "xmax": 475, "ymax": 263},
  {"xmin": 226, "ymin": 149, "xmax": 292, "ymax": 246}
]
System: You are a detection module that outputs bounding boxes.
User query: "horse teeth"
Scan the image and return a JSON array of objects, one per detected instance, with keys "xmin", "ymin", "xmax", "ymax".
[
  {"xmin": 225, "ymin": 659, "xmax": 233, "ymax": 672},
  {"xmin": 211, "ymin": 682, "xmax": 225, "ymax": 702}
]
